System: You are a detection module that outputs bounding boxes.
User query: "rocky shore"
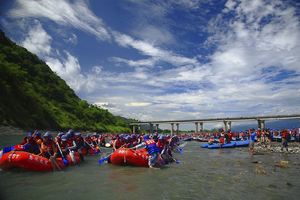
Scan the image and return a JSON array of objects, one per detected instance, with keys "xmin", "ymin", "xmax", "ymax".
[{"xmin": 255, "ymin": 142, "xmax": 300, "ymax": 154}]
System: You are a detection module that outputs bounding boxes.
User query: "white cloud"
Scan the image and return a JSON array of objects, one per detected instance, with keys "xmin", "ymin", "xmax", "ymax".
[
  {"xmin": 112, "ymin": 31, "xmax": 198, "ymax": 67},
  {"xmin": 21, "ymin": 21, "xmax": 52, "ymax": 56},
  {"xmin": 9, "ymin": 0, "xmax": 110, "ymax": 40},
  {"xmin": 132, "ymin": 25, "xmax": 175, "ymax": 45},
  {"xmin": 125, "ymin": 102, "xmax": 152, "ymax": 107}
]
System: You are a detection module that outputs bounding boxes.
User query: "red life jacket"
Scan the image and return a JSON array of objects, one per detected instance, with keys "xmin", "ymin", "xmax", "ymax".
[
  {"xmin": 67, "ymin": 139, "xmax": 74, "ymax": 147},
  {"xmin": 219, "ymin": 137, "xmax": 225, "ymax": 144},
  {"xmin": 281, "ymin": 131, "xmax": 287, "ymax": 139},
  {"xmin": 41, "ymin": 140, "xmax": 55, "ymax": 154},
  {"xmin": 157, "ymin": 140, "xmax": 165, "ymax": 149},
  {"xmin": 114, "ymin": 139, "xmax": 122, "ymax": 149}
]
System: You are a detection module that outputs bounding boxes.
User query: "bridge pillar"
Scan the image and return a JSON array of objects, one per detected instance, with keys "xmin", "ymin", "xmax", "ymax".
[
  {"xmin": 132, "ymin": 125, "xmax": 136, "ymax": 134},
  {"xmin": 258, "ymin": 120, "xmax": 265, "ymax": 130},
  {"xmin": 228, "ymin": 121, "xmax": 232, "ymax": 131},
  {"xmin": 171, "ymin": 123, "xmax": 174, "ymax": 136},
  {"xmin": 223, "ymin": 121, "xmax": 228, "ymax": 131},
  {"xmin": 200, "ymin": 122, "xmax": 204, "ymax": 132},
  {"xmin": 155, "ymin": 124, "xmax": 159, "ymax": 133},
  {"xmin": 195, "ymin": 122, "xmax": 199, "ymax": 133},
  {"xmin": 176, "ymin": 123, "xmax": 179, "ymax": 135},
  {"xmin": 149, "ymin": 123, "xmax": 153, "ymax": 134}
]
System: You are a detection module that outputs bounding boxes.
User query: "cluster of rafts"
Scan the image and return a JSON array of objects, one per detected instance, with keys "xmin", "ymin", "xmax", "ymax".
[
  {"xmin": 0, "ymin": 145, "xmax": 84, "ymax": 172},
  {"xmin": 0, "ymin": 144, "xmax": 156, "ymax": 171},
  {"xmin": 0, "ymin": 140, "xmax": 249, "ymax": 172}
]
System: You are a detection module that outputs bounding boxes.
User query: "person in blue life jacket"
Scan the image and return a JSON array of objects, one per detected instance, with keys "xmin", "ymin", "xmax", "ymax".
[
  {"xmin": 249, "ymin": 129, "xmax": 256, "ymax": 155},
  {"xmin": 23, "ymin": 132, "xmax": 40, "ymax": 154},
  {"xmin": 132, "ymin": 134, "xmax": 162, "ymax": 168}
]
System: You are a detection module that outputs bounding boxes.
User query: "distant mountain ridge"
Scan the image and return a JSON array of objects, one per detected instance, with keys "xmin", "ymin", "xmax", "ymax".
[
  {"xmin": 232, "ymin": 119, "xmax": 300, "ymax": 131},
  {"xmin": 0, "ymin": 30, "xmax": 131, "ymax": 132}
]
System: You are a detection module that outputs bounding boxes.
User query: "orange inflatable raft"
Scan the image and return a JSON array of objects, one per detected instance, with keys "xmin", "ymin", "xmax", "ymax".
[
  {"xmin": 109, "ymin": 148, "xmax": 149, "ymax": 167},
  {"xmin": 0, "ymin": 151, "xmax": 81, "ymax": 172}
]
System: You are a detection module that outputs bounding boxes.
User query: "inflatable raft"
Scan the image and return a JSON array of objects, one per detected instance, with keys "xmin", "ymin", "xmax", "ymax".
[
  {"xmin": 207, "ymin": 142, "xmax": 236, "ymax": 149},
  {"xmin": 202, "ymin": 140, "xmax": 250, "ymax": 149},
  {"xmin": 235, "ymin": 140, "xmax": 250, "ymax": 147},
  {"xmin": 0, "ymin": 151, "xmax": 81, "ymax": 172},
  {"xmin": 109, "ymin": 148, "xmax": 149, "ymax": 167}
]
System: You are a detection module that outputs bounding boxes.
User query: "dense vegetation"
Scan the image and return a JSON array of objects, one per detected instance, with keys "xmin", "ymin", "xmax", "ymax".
[{"xmin": 0, "ymin": 30, "xmax": 132, "ymax": 132}]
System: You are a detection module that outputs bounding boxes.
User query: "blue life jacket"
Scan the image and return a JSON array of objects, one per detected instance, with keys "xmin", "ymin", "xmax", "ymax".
[
  {"xmin": 145, "ymin": 139, "xmax": 160, "ymax": 155},
  {"xmin": 250, "ymin": 132, "xmax": 256, "ymax": 142}
]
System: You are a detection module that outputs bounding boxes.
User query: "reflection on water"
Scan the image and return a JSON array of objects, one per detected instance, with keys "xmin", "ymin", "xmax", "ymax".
[{"xmin": 1, "ymin": 135, "xmax": 300, "ymax": 200}]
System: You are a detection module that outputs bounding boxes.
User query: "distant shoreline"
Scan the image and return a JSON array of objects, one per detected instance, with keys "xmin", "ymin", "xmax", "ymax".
[{"xmin": 0, "ymin": 126, "xmax": 24, "ymax": 136}]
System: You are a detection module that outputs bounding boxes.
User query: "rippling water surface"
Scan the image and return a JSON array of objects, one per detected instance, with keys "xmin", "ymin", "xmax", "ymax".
[{"xmin": 1, "ymin": 135, "xmax": 300, "ymax": 200}]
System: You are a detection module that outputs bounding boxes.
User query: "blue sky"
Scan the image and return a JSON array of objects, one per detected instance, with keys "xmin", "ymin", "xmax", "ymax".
[{"xmin": 1, "ymin": 0, "xmax": 300, "ymax": 129}]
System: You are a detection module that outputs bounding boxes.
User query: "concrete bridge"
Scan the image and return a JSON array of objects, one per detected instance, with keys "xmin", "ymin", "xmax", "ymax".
[{"xmin": 130, "ymin": 114, "xmax": 300, "ymax": 135}]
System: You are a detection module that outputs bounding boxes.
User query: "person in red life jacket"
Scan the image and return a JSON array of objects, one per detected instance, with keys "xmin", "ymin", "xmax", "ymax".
[
  {"xmin": 98, "ymin": 135, "xmax": 106, "ymax": 147},
  {"xmin": 160, "ymin": 139, "xmax": 174, "ymax": 164},
  {"xmin": 57, "ymin": 134, "xmax": 69, "ymax": 158},
  {"xmin": 208, "ymin": 137, "xmax": 215, "ymax": 145},
  {"xmin": 112, "ymin": 135, "xmax": 122, "ymax": 151},
  {"xmin": 133, "ymin": 134, "xmax": 162, "ymax": 168},
  {"xmin": 65, "ymin": 132, "xmax": 78, "ymax": 164},
  {"xmin": 74, "ymin": 132, "xmax": 85, "ymax": 160},
  {"xmin": 20, "ymin": 132, "xmax": 33, "ymax": 145},
  {"xmin": 219, "ymin": 130, "xmax": 225, "ymax": 145},
  {"xmin": 257, "ymin": 128, "xmax": 262, "ymax": 143},
  {"xmin": 281, "ymin": 129, "xmax": 289, "ymax": 152},
  {"xmin": 157, "ymin": 135, "xmax": 166, "ymax": 152},
  {"xmin": 91, "ymin": 133, "xmax": 99, "ymax": 146},
  {"xmin": 39, "ymin": 132, "xmax": 61, "ymax": 171},
  {"xmin": 228, "ymin": 131, "xmax": 233, "ymax": 142}
]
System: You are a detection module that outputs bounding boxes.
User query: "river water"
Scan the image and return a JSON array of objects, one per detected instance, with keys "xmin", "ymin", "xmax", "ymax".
[{"xmin": 1, "ymin": 135, "xmax": 300, "ymax": 200}]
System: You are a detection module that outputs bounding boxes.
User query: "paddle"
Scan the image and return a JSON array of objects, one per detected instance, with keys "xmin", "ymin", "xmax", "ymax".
[
  {"xmin": 56, "ymin": 142, "xmax": 69, "ymax": 166},
  {"xmin": 176, "ymin": 142, "xmax": 187, "ymax": 154},
  {"xmin": 84, "ymin": 139, "xmax": 100, "ymax": 154},
  {"xmin": 98, "ymin": 153, "xmax": 112, "ymax": 165},
  {"xmin": 173, "ymin": 158, "xmax": 180, "ymax": 164}
]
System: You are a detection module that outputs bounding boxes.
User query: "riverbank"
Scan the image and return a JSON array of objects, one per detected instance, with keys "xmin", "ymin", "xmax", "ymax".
[{"xmin": 255, "ymin": 142, "xmax": 300, "ymax": 154}]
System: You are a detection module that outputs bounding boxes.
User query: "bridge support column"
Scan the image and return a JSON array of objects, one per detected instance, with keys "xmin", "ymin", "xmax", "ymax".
[
  {"xmin": 149, "ymin": 123, "xmax": 153, "ymax": 134},
  {"xmin": 223, "ymin": 121, "xmax": 228, "ymax": 131},
  {"xmin": 171, "ymin": 123, "xmax": 174, "ymax": 136},
  {"xmin": 228, "ymin": 121, "xmax": 232, "ymax": 131},
  {"xmin": 195, "ymin": 122, "xmax": 199, "ymax": 133},
  {"xmin": 176, "ymin": 123, "xmax": 179, "ymax": 135},
  {"xmin": 132, "ymin": 125, "xmax": 136, "ymax": 134},
  {"xmin": 200, "ymin": 122, "xmax": 204, "ymax": 132},
  {"xmin": 155, "ymin": 124, "xmax": 159, "ymax": 133},
  {"xmin": 258, "ymin": 120, "xmax": 265, "ymax": 130}
]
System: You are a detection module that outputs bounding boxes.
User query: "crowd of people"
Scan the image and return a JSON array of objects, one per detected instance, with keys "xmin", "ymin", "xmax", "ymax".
[
  {"xmin": 182, "ymin": 128, "xmax": 300, "ymax": 154},
  {"xmin": 2, "ymin": 130, "xmax": 102, "ymax": 170},
  {"xmin": 1, "ymin": 127, "xmax": 299, "ymax": 170},
  {"xmin": 1, "ymin": 130, "xmax": 181, "ymax": 169},
  {"xmin": 110, "ymin": 133, "xmax": 180, "ymax": 168}
]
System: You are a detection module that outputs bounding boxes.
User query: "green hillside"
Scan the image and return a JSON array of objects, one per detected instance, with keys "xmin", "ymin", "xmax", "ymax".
[{"xmin": 0, "ymin": 30, "xmax": 131, "ymax": 132}]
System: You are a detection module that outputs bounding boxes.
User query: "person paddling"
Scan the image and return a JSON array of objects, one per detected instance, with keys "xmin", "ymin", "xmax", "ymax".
[
  {"xmin": 132, "ymin": 134, "xmax": 162, "ymax": 168},
  {"xmin": 39, "ymin": 132, "xmax": 61, "ymax": 171}
]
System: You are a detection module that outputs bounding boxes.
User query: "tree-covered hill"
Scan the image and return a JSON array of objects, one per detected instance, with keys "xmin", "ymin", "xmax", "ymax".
[{"xmin": 0, "ymin": 30, "xmax": 132, "ymax": 132}]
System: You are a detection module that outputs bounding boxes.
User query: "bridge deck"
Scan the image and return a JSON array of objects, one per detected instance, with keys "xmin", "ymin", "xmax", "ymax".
[{"xmin": 130, "ymin": 114, "xmax": 300, "ymax": 125}]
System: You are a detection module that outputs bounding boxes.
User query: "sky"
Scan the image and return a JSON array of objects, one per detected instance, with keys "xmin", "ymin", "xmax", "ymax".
[{"xmin": 1, "ymin": 0, "xmax": 300, "ymax": 130}]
